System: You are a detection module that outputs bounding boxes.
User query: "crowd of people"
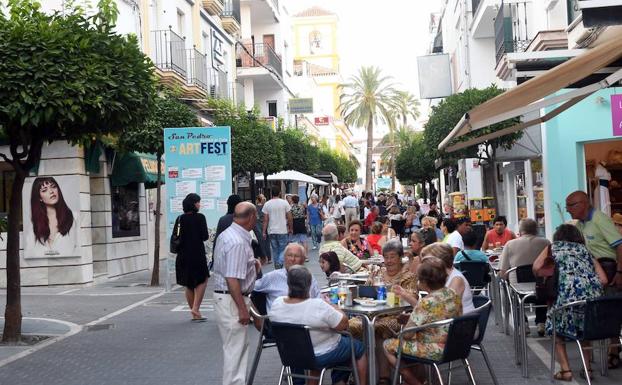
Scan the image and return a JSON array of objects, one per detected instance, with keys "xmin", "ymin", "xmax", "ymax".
[{"xmin": 170, "ymin": 187, "xmax": 622, "ymax": 385}]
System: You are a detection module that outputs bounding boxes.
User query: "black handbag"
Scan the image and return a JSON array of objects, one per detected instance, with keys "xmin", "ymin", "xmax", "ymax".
[
  {"xmin": 535, "ymin": 262, "xmax": 558, "ymax": 302},
  {"xmin": 170, "ymin": 216, "xmax": 181, "ymax": 254}
]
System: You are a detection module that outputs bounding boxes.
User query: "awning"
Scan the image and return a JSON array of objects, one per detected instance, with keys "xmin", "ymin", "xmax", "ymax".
[
  {"xmin": 312, "ymin": 171, "xmax": 339, "ymax": 184},
  {"xmin": 111, "ymin": 152, "xmax": 164, "ymax": 188},
  {"xmin": 439, "ymin": 36, "xmax": 622, "ymax": 153},
  {"xmin": 257, "ymin": 170, "xmax": 329, "ymax": 186}
]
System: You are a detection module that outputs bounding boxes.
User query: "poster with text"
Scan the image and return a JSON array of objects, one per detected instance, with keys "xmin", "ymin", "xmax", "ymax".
[
  {"xmin": 22, "ymin": 175, "xmax": 81, "ymax": 259},
  {"xmin": 164, "ymin": 127, "xmax": 232, "ymax": 238}
]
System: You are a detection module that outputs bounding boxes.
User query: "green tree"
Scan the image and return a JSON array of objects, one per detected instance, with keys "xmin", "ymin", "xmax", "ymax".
[
  {"xmin": 385, "ymin": 90, "xmax": 420, "ymax": 190},
  {"xmin": 118, "ymin": 94, "xmax": 198, "ymax": 287},
  {"xmin": 396, "ymin": 132, "xmax": 436, "ymax": 201},
  {"xmin": 0, "ymin": 0, "xmax": 155, "ymax": 341},
  {"xmin": 278, "ymin": 129, "xmax": 319, "ymax": 175},
  {"xmin": 378, "ymin": 125, "xmax": 417, "ymax": 176},
  {"xmin": 340, "ymin": 66, "xmax": 395, "ymax": 191},
  {"xmin": 423, "ymin": 85, "xmax": 522, "ymax": 207}
]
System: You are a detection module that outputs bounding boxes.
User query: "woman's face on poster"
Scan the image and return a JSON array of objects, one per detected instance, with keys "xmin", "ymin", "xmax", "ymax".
[{"xmin": 39, "ymin": 181, "xmax": 59, "ymax": 206}]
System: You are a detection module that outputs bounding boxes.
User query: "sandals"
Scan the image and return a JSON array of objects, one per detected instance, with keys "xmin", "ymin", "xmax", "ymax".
[
  {"xmin": 554, "ymin": 370, "xmax": 573, "ymax": 381},
  {"xmin": 609, "ymin": 353, "xmax": 620, "ymax": 369}
]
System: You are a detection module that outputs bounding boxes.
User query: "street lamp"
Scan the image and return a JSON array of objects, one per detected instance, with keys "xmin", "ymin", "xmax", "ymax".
[{"xmin": 371, "ymin": 160, "xmax": 376, "ymax": 192}]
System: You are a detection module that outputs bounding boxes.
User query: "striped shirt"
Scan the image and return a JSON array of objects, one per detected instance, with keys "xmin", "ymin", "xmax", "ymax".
[
  {"xmin": 213, "ymin": 222, "xmax": 257, "ymax": 293},
  {"xmin": 254, "ymin": 268, "xmax": 321, "ymax": 311}
]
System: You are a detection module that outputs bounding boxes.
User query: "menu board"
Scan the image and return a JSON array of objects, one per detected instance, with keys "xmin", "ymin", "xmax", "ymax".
[{"xmin": 164, "ymin": 127, "xmax": 232, "ymax": 235}]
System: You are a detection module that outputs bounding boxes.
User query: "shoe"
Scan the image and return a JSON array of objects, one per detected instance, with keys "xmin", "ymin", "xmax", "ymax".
[
  {"xmin": 191, "ymin": 317, "xmax": 207, "ymax": 322},
  {"xmin": 305, "ymin": 258, "xmax": 309, "ymax": 262},
  {"xmin": 537, "ymin": 323, "xmax": 545, "ymax": 337},
  {"xmin": 554, "ymin": 370, "xmax": 572, "ymax": 381}
]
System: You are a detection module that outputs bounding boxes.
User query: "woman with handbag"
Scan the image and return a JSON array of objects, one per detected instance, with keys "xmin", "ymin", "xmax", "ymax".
[
  {"xmin": 173, "ymin": 193, "xmax": 210, "ymax": 322},
  {"xmin": 533, "ymin": 224, "xmax": 608, "ymax": 381}
]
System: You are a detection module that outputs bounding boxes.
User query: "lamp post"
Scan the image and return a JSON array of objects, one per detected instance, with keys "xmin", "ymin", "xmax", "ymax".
[{"xmin": 371, "ymin": 160, "xmax": 376, "ymax": 193}]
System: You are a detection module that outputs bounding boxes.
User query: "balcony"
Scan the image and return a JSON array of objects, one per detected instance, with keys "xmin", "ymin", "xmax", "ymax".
[
  {"xmin": 203, "ymin": 0, "xmax": 224, "ymax": 16},
  {"xmin": 186, "ymin": 48, "xmax": 209, "ymax": 98},
  {"xmin": 209, "ymin": 69, "xmax": 230, "ymax": 99},
  {"xmin": 471, "ymin": 0, "xmax": 501, "ymax": 38},
  {"xmin": 221, "ymin": 0, "xmax": 241, "ymax": 35},
  {"xmin": 236, "ymin": 42, "xmax": 283, "ymax": 79},
  {"xmin": 494, "ymin": 1, "xmax": 532, "ymax": 64},
  {"xmin": 151, "ymin": 29, "xmax": 188, "ymax": 89}
]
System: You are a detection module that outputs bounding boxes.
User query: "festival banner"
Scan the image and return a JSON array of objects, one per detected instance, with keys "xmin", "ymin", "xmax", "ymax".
[{"xmin": 164, "ymin": 127, "xmax": 232, "ymax": 236}]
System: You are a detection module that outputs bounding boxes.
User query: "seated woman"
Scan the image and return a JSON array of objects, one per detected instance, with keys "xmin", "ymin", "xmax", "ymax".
[
  {"xmin": 349, "ymin": 240, "xmax": 418, "ymax": 383},
  {"xmin": 366, "ymin": 222, "xmax": 386, "ymax": 255},
  {"xmin": 320, "ymin": 251, "xmax": 344, "ymax": 282},
  {"xmin": 269, "ymin": 265, "xmax": 368, "ymax": 385},
  {"xmin": 388, "ymin": 206, "xmax": 403, "ymax": 222},
  {"xmin": 341, "ymin": 220, "xmax": 371, "ymax": 259},
  {"xmin": 405, "ymin": 231, "xmax": 426, "ymax": 276},
  {"xmin": 420, "ymin": 243, "xmax": 475, "ymax": 314},
  {"xmin": 422, "ymin": 216, "xmax": 444, "ymax": 242},
  {"xmin": 384, "ymin": 257, "xmax": 462, "ymax": 385},
  {"xmin": 533, "ymin": 224, "xmax": 607, "ymax": 381},
  {"xmin": 364, "ymin": 206, "xmax": 380, "ymax": 233}
]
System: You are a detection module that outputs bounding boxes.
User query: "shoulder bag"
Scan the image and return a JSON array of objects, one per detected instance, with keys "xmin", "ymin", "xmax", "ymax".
[{"xmin": 170, "ymin": 215, "xmax": 182, "ymax": 254}]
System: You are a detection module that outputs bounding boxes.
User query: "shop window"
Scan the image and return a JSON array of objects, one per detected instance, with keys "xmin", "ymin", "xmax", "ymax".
[{"xmin": 111, "ymin": 182, "xmax": 140, "ymax": 238}]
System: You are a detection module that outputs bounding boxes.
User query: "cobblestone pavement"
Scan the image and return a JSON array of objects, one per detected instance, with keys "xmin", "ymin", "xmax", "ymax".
[{"xmin": 0, "ymin": 251, "xmax": 621, "ymax": 385}]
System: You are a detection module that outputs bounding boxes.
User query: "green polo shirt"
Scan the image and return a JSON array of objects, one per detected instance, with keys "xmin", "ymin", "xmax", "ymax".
[{"xmin": 576, "ymin": 209, "xmax": 622, "ymax": 260}]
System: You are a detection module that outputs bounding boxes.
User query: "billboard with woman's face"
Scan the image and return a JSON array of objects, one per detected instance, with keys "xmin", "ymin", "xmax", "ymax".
[{"xmin": 23, "ymin": 176, "xmax": 80, "ymax": 258}]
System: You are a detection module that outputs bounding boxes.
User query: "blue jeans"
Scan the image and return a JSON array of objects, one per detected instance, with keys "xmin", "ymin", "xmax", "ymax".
[
  {"xmin": 270, "ymin": 233, "xmax": 289, "ymax": 268},
  {"xmin": 315, "ymin": 336, "xmax": 365, "ymax": 384},
  {"xmin": 310, "ymin": 223, "xmax": 322, "ymax": 248}
]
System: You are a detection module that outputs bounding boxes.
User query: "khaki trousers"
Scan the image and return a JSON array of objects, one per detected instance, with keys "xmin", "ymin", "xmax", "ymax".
[
  {"xmin": 345, "ymin": 207, "xmax": 358, "ymax": 228},
  {"xmin": 214, "ymin": 292, "xmax": 252, "ymax": 385}
]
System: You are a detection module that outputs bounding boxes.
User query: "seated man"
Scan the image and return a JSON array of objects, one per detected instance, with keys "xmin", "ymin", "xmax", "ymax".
[
  {"xmin": 454, "ymin": 230, "xmax": 488, "ymax": 264},
  {"xmin": 319, "ymin": 224, "xmax": 363, "ymax": 273},
  {"xmin": 253, "ymin": 242, "xmax": 320, "ymax": 311},
  {"xmin": 481, "ymin": 215, "xmax": 516, "ymax": 250},
  {"xmin": 499, "ymin": 218, "xmax": 551, "ymax": 336},
  {"xmin": 269, "ymin": 265, "xmax": 368, "ymax": 385}
]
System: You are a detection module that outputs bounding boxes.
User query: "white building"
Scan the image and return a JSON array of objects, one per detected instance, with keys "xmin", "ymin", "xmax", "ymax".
[{"xmin": 236, "ymin": 0, "xmax": 294, "ymax": 127}]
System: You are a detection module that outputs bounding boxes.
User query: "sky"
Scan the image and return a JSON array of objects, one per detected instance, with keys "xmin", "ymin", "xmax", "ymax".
[{"xmin": 286, "ymin": 0, "xmax": 443, "ymax": 136}]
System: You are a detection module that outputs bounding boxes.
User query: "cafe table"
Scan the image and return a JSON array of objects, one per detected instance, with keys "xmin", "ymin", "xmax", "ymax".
[{"xmin": 341, "ymin": 302, "xmax": 412, "ymax": 385}]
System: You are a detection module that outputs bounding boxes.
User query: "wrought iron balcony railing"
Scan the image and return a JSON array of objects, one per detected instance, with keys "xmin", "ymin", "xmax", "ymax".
[
  {"xmin": 236, "ymin": 43, "xmax": 283, "ymax": 79},
  {"xmin": 494, "ymin": 0, "xmax": 532, "ymax": 64},
  {"xmin": 151, "ymin": 29, "xmax": 187, "ymax": 78},
  {"xmin": 222, "ymin": 0, "xmax": 241, "ymax": 23},
  {"xmin": 187, "ymin": 48, "xmax": 209, "ymax": 91}
]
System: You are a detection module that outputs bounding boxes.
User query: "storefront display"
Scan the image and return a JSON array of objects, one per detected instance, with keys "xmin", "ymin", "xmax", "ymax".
[
  {"xmin": 469, "ymin": 197, "xmax": 496, "ymax": 223},
  {"xmin": 449, "ymin": 192, "xmax": 467, "ymax": 218}
]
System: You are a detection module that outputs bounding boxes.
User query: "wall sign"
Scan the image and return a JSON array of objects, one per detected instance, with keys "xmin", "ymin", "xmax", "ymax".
[
  {"xmin": 314, "ymin": 116, "xmax": 329, "ymax": 126},
  {"xmin": 612, "ymin": 94, "xmax": 622, "ymax": 136},
  {"xmin": 212, "ymin": 30, "xmax": 224, "ymax": 70}
]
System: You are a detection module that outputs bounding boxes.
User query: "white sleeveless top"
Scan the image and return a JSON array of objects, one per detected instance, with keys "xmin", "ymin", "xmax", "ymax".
[{"xmin": 446, "ymin": 268, "xmax": 476, "ymax": 314}]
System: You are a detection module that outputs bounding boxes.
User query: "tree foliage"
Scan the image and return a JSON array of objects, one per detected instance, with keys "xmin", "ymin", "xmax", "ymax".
[
  {"xmin": 278, "ymin": 128, "xmax": 319, "ymax": 175},
  {"xmin": 423, "ymin": 85, "xmax": 522, "ymax": 165},
  {"xmin": 0, "ymin": 0, "xmax": 156, "ymax": 342},
  {"xmin": 396, "ymin": 132, "xmax": 436, "ymax": 184}
]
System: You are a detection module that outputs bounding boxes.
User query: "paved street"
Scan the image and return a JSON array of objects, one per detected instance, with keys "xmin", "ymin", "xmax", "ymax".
[{"xmin": 1, "ymin": 251, "xmax": 621, "ymax": 385}]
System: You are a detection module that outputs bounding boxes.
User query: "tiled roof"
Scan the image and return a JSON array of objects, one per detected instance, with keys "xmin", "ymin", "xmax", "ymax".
[{"xmin": 294, "ymin": 6, "xmax": 335, "ymax": 18}]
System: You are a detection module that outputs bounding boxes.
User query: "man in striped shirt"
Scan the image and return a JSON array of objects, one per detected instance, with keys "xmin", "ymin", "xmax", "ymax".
[{"xmin": 213, "ymin": 202, "xmax": 261, "ymax": 385}]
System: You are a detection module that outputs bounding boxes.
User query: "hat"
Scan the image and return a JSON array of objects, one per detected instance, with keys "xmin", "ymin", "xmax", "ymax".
[{"xmin": 613, "ymin": 213, "xmax": 622, "ymax": 226}]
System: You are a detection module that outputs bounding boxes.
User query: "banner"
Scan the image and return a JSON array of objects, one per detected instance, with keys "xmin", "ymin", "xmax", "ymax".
[
  {"xmin": 164, "ymin": 127, "xmax": 232, "ymax": 236},
  {"xmin": 23, "ymin": 175, "xmax": 81, "ymax": 258}
]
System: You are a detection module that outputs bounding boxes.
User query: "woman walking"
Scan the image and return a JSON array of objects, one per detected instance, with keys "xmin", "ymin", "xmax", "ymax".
[{"xmin": 174, "ymin": 193, "xmax": 210, "ymax": 322}]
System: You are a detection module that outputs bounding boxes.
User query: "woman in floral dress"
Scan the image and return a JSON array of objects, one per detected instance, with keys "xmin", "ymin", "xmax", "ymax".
[
  {"xmin": 384, "ymin": 256, "xmax": 462, "ymax": 385},
  {"xmin": 341, "ymin": 220, "xmax": 371, "ymax": 259},
  {"xmin": 533, "ymin": 224, "xmax": 607, "ymax": 381}
]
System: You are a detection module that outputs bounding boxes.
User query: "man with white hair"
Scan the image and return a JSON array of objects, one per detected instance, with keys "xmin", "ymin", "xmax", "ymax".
[
  {"xmin": 253, "ymin": 242, "xmax": 320, "ymax": 311},
  {"xmin": 319, "ymin": 224, "xmax": 363, "ymax": 273}
]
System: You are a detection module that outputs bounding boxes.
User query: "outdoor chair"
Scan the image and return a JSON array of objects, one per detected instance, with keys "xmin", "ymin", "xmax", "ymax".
[
  {"xmin": 470, "ymin": 295, "xmax": 499, "ymax": 385},
  {"xmin": 247, "ymin": 291, "xmax": 277, "ymax": 385},
  {"xmin": 550, "ymin": 296, "xmax": 622, "ymax": 385},
  {"xmin": 270, "ymin": 321, "xmax": 360, "ymax": 385},
  {"xmin": 455, "ymin": 261, "xmax": 491, "ymax": 292},
  {"xmin": 391, "ymin": 313, "xmax": 480, "ymax": 385}
]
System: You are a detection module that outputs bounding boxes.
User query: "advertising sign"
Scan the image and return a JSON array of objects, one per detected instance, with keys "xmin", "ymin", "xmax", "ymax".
[
  {"xmin": 289, "ymin": 98, "xmax": 314, "ymax": 114},
  {"xmin": 23, "ymin": 175, "xmax": 81, "ymax": 258},
  {"xmin": 164, "ymin": 127, "xmax": 232, "ymax": 235},
  {"xmin": 314, "ymin": 116, "xmax": 329, "ymax": 125},
  {"xmin": 612, "ymin": 94, "xmax": 622, "ymax": 136},
  {"xmin": 376, "ymin": 177, "xmax": 391, "ymax": 190}
]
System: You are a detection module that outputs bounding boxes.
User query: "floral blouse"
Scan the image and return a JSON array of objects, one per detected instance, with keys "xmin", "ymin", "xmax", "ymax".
[
  {"xmin": 345, "ymin": 237, "xmax": 371, "ymax": 259},
  {"xmin": 384, "ymin": 287, "xmax": 462, "ymax": 360}
]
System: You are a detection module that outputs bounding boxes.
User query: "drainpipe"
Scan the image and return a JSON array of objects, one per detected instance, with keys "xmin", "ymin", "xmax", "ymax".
[{"xmin": 464, "ymin": 0, "xmax": 472, "ymax": 89}]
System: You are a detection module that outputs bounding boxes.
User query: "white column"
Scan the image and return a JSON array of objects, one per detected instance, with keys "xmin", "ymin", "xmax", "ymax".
[
  {"xmin": 243, "ymin": 78, "xmax": 255, "ymax": 108},
  {"xmin": 240, "ymin": 3, "xmax": 252, "ymax": 40},
  {"xmin": 524, "ymin": 159, "xmax": 535, "ymax": 221}
]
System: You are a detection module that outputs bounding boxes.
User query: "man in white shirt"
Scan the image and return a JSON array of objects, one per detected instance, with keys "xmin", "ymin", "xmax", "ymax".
[
  {"xmin": 446, "ymin": 217, "xmax": 472, "ymax": 255},
  {"xmin": 342, "ymin": 191, "xmax": 359, "ymax": 229},
  {"xmin": 262, "ymin": 187, "xmax": 293, "ymax": 269}
]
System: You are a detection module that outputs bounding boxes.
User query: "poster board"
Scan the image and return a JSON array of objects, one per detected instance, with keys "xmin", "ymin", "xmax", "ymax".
[
  {"xmin": 163, "ymin": 127, "xmax": 232, "ymax": 236},
  {"xmin": 22, "ymin": 175, "xmax": 81, "ymax": 258}
]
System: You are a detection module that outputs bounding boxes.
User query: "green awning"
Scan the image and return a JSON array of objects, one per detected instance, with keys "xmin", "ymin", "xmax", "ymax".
[{"xmin": 111, "ymin": 152, "xmax": 163, "ymax": 189}]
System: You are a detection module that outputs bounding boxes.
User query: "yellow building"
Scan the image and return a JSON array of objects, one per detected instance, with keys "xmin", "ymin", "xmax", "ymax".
[{"xmin": 291, "ymin": 7, "xmax": 353, "ymax": 156}]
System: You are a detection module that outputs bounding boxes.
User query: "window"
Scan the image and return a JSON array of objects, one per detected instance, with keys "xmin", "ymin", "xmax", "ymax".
[
  {"xmin": 111, "ymin": 182, "xmax": 140, "ymax": 238},
  {"xmin": 177, "ymin": 9, "xmax": 185, "ymax": 37},
  {"xmin": 268, "ymin": 101, "xmax": 277, "ymax": 117}
]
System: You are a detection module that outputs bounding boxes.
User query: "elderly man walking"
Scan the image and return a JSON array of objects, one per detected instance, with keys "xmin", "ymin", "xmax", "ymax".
[
  {"xmin": 566, "ymin": 190, "xmax": 622, "ymax": 368},
  {"xmin": 213, "ymin": 202, "xmax": 262, "ymax": 385},
  {"xmin": 343, "ymin": 191, "xmax": 359, "ymax": 229}
]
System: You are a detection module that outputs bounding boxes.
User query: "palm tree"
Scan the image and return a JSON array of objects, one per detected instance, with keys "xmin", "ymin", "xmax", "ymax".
[
  {"xmin": 378, "ymin": 125, "xmax": 417, "ymax": 175},
  {"xmin": 387, "ymin": 90, "xmax": 420, "ymax": 190},
  {"xmin": 340, "ymin": 67, "xmax": 395, "ymax": 191}
]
